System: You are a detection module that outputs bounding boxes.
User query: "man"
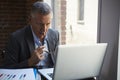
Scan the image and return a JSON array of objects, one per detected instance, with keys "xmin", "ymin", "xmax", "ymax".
[{"xmin": 4, "ymin": 1, "xmax": 59, "ymax": 68}]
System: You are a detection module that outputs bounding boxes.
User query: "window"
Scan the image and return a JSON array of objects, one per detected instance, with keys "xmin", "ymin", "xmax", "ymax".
[
  {"xmin": 78, "ymin": 0, "xmax": 84, "ymax": 24},
  {"xmin": 44, "ymin": 0, "xmax": 99, "ymax": 45}
]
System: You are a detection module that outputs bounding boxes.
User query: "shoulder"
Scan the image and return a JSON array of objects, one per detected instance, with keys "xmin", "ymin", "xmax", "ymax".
[
  {"xmin": 12, "ymin": 26, "xmax": 30, "ymax": 36},
  {"xmin": 10, "ymin": 26, "xmax": 31, "ymax": 40},
  {"xmin": 48, "ymin": 28, "xmax": 59, "ymax": 36},
  {"xmin": 47, "ymin": 28, "xmax": 59, "ymax": 42}
]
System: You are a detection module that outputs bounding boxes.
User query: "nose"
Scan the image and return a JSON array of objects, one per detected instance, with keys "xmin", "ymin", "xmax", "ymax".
[
  {"xmin": 42, "ymin": 24, "xmax": 47, "ymax": 30},
  {"xmin": 40, "ymin": 24, "xmax": 47, "ymax": 32}
]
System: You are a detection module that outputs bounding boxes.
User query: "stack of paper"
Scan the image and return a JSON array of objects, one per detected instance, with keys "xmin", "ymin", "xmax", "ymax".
[{"xmin": 0, "ymin": 68, "xmax": 36, "ymax": 80}]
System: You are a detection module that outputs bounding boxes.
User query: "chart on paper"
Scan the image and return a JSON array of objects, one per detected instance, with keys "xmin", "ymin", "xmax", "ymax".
[{"xmin": 0, "ymin": 68, "xmax": 36, "ymax": 80}]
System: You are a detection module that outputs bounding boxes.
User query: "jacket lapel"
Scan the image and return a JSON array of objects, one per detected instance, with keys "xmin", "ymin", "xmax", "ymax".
[
  {"xmin": 25, "ymin": 26, "xmax": 35, "ymax": 55},
  {"xmin": 46, "ymin": 29, "xmax": 55, "ymax": 64},
  {"xmin": 25, "ymin": 27, "xmax": 55, "ymax": 64}
]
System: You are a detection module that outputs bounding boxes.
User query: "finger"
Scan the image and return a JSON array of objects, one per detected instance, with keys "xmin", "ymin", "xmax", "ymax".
[
  {"xmin": 37, "ymin": 46, "xmax": 45, "ymax": 54},
  {"xmin": 38, "ymin": 54, "xmax": 44, "ymax": 60},
  {"xmin": 37, "ymin": 46, "xmax": 44, "ymax": 51},
  {"xmin": 38, "ymin": 46, "xmax": 45, "ymax": 49},
  {"xmin": 34, "ymin": 49, "xmax": 42, "ymax": 59}
]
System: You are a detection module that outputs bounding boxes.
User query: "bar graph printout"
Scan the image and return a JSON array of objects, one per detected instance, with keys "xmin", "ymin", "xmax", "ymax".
[{"xmin": 0, "ymin": 68, "xmax": 36, "ymax": 80}]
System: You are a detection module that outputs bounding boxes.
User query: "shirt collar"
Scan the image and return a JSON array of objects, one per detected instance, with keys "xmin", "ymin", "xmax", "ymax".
[{"xmin": 30, "ymin": 26, "xmax": 47, "ymax": 46}]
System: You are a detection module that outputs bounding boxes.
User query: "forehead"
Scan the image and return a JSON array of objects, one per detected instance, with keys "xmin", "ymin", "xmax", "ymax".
[{"xmin": 34, "ymin": 13, "xmax": 52, "ymax": 22}]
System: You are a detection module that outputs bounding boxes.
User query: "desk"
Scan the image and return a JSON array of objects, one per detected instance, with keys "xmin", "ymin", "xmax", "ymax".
[{"xmin": 39, "ymin": 73, "xmax": 96, "ymax": 80}]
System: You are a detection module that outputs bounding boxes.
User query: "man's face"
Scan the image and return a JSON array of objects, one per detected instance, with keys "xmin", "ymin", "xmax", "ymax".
[{"xmin": 31, "ymin": 13, "xmax": 52, "ymax": 41}]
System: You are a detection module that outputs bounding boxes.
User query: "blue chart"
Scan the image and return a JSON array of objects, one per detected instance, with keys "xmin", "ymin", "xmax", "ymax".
[{"xmin": 0, "ymin": 68, "xmax": 35, "ymax": 80}]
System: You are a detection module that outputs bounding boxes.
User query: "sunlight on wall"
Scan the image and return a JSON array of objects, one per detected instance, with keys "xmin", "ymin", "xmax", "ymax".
[{"xmin": 66, "ymin": 0, "xmax": 98, "ymax": 44}]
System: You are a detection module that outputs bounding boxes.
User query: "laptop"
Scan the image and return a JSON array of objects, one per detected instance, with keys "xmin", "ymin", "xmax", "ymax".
[{"xmin": 38, "ymin": 43, "xmax": 107, "ymax": 80}]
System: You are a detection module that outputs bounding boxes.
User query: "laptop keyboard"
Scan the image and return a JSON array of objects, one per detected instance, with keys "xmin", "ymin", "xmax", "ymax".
[{"xmin": 47, "ymin": 73, "xmax": 53, "ymax": 78}]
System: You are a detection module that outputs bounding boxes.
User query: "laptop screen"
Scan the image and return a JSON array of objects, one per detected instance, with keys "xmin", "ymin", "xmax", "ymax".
[
  {"xmin": 53, "ymin": 43, "xmax": 107, "ymax": 80},
  {"xmin": 39, "ymin": 43, "xmax": 107, "ymax": 80}
]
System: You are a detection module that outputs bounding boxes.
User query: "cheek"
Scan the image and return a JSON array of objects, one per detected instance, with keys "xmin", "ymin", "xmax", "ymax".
[
  {"xmin": 45, "ymin": 27, "xmax": 50, "ymax": 33},
  {"xmin": 34, "ymin": 27, "xmax": 39, "ymax": 32},
  {"xmin": 34, "ymin": 26, "xmax": 49, "ymax": 35}
]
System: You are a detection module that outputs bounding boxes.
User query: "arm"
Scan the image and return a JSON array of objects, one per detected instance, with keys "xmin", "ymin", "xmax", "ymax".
[
  {"xmin": 51, "ymin": 30, "xmax": 59, "ymax": 64},
  {"xmin": 4, "ymin": 34, "xmax": 45, "ymax": 68},
  {"xmin": 4, "ymin": 35, "xmax": 29, "ymax": 68},
  {"xmin": 54, "ymin": 30, "xmax": 59, "ymax": 61}
]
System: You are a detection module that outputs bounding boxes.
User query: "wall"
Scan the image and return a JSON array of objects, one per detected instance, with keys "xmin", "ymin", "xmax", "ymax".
[
  {"xmin": 53, "ymin": 0, "xmax": 66, "ymax": 44},
  {"xmin": 98, "ymin": 0, "xmax": 119, "ymax": 79},
  {"xmin": 0, "ymin": 0, "xmax": 43, "ymax": 65},
  {"xmin": 117, "ymin": 17, "xmax": 120, "ymax": 80},
  {"xmin": 0, "ymin": 0, "xmax": 26, "ymax": 52},
  {"xmin": 66, "ymin": 0, "xmax": 98, "ymax": 44}
]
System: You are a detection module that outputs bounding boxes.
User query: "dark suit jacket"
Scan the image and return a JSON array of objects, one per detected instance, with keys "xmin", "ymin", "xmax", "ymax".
[{"xmin": 4, "ymin": 26, "xmax": 59, "ymax": 68}]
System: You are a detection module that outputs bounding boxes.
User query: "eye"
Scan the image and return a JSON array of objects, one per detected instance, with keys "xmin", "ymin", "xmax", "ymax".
[
  {"xmin": 46, "ymin": 23, "xmax": 50, "ymax": 26},
  {"xmin": 36, "ymin": 23, "xmax": 44, "ymax": 26}
]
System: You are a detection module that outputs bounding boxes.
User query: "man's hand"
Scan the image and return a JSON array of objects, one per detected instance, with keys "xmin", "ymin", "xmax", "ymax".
[{"xmin": 28, "ymin": 46, "xmax": 45, "ymax": 67}]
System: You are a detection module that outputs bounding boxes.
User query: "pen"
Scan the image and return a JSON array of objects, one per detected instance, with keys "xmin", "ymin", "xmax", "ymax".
[{"xmin": 34, "ymin": 68, "xmax": 37, "ymax": 79}]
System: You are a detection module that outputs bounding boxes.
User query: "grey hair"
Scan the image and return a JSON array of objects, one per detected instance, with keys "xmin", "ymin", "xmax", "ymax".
[{"xmin": 31, "ymin": 1, "xmax": 52, "ymax": 17}]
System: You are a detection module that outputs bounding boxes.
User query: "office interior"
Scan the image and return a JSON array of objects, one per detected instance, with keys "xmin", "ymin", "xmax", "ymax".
[{"xmin": 0, "ymin": 0, "xmax": 119, "ymax": 80}]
